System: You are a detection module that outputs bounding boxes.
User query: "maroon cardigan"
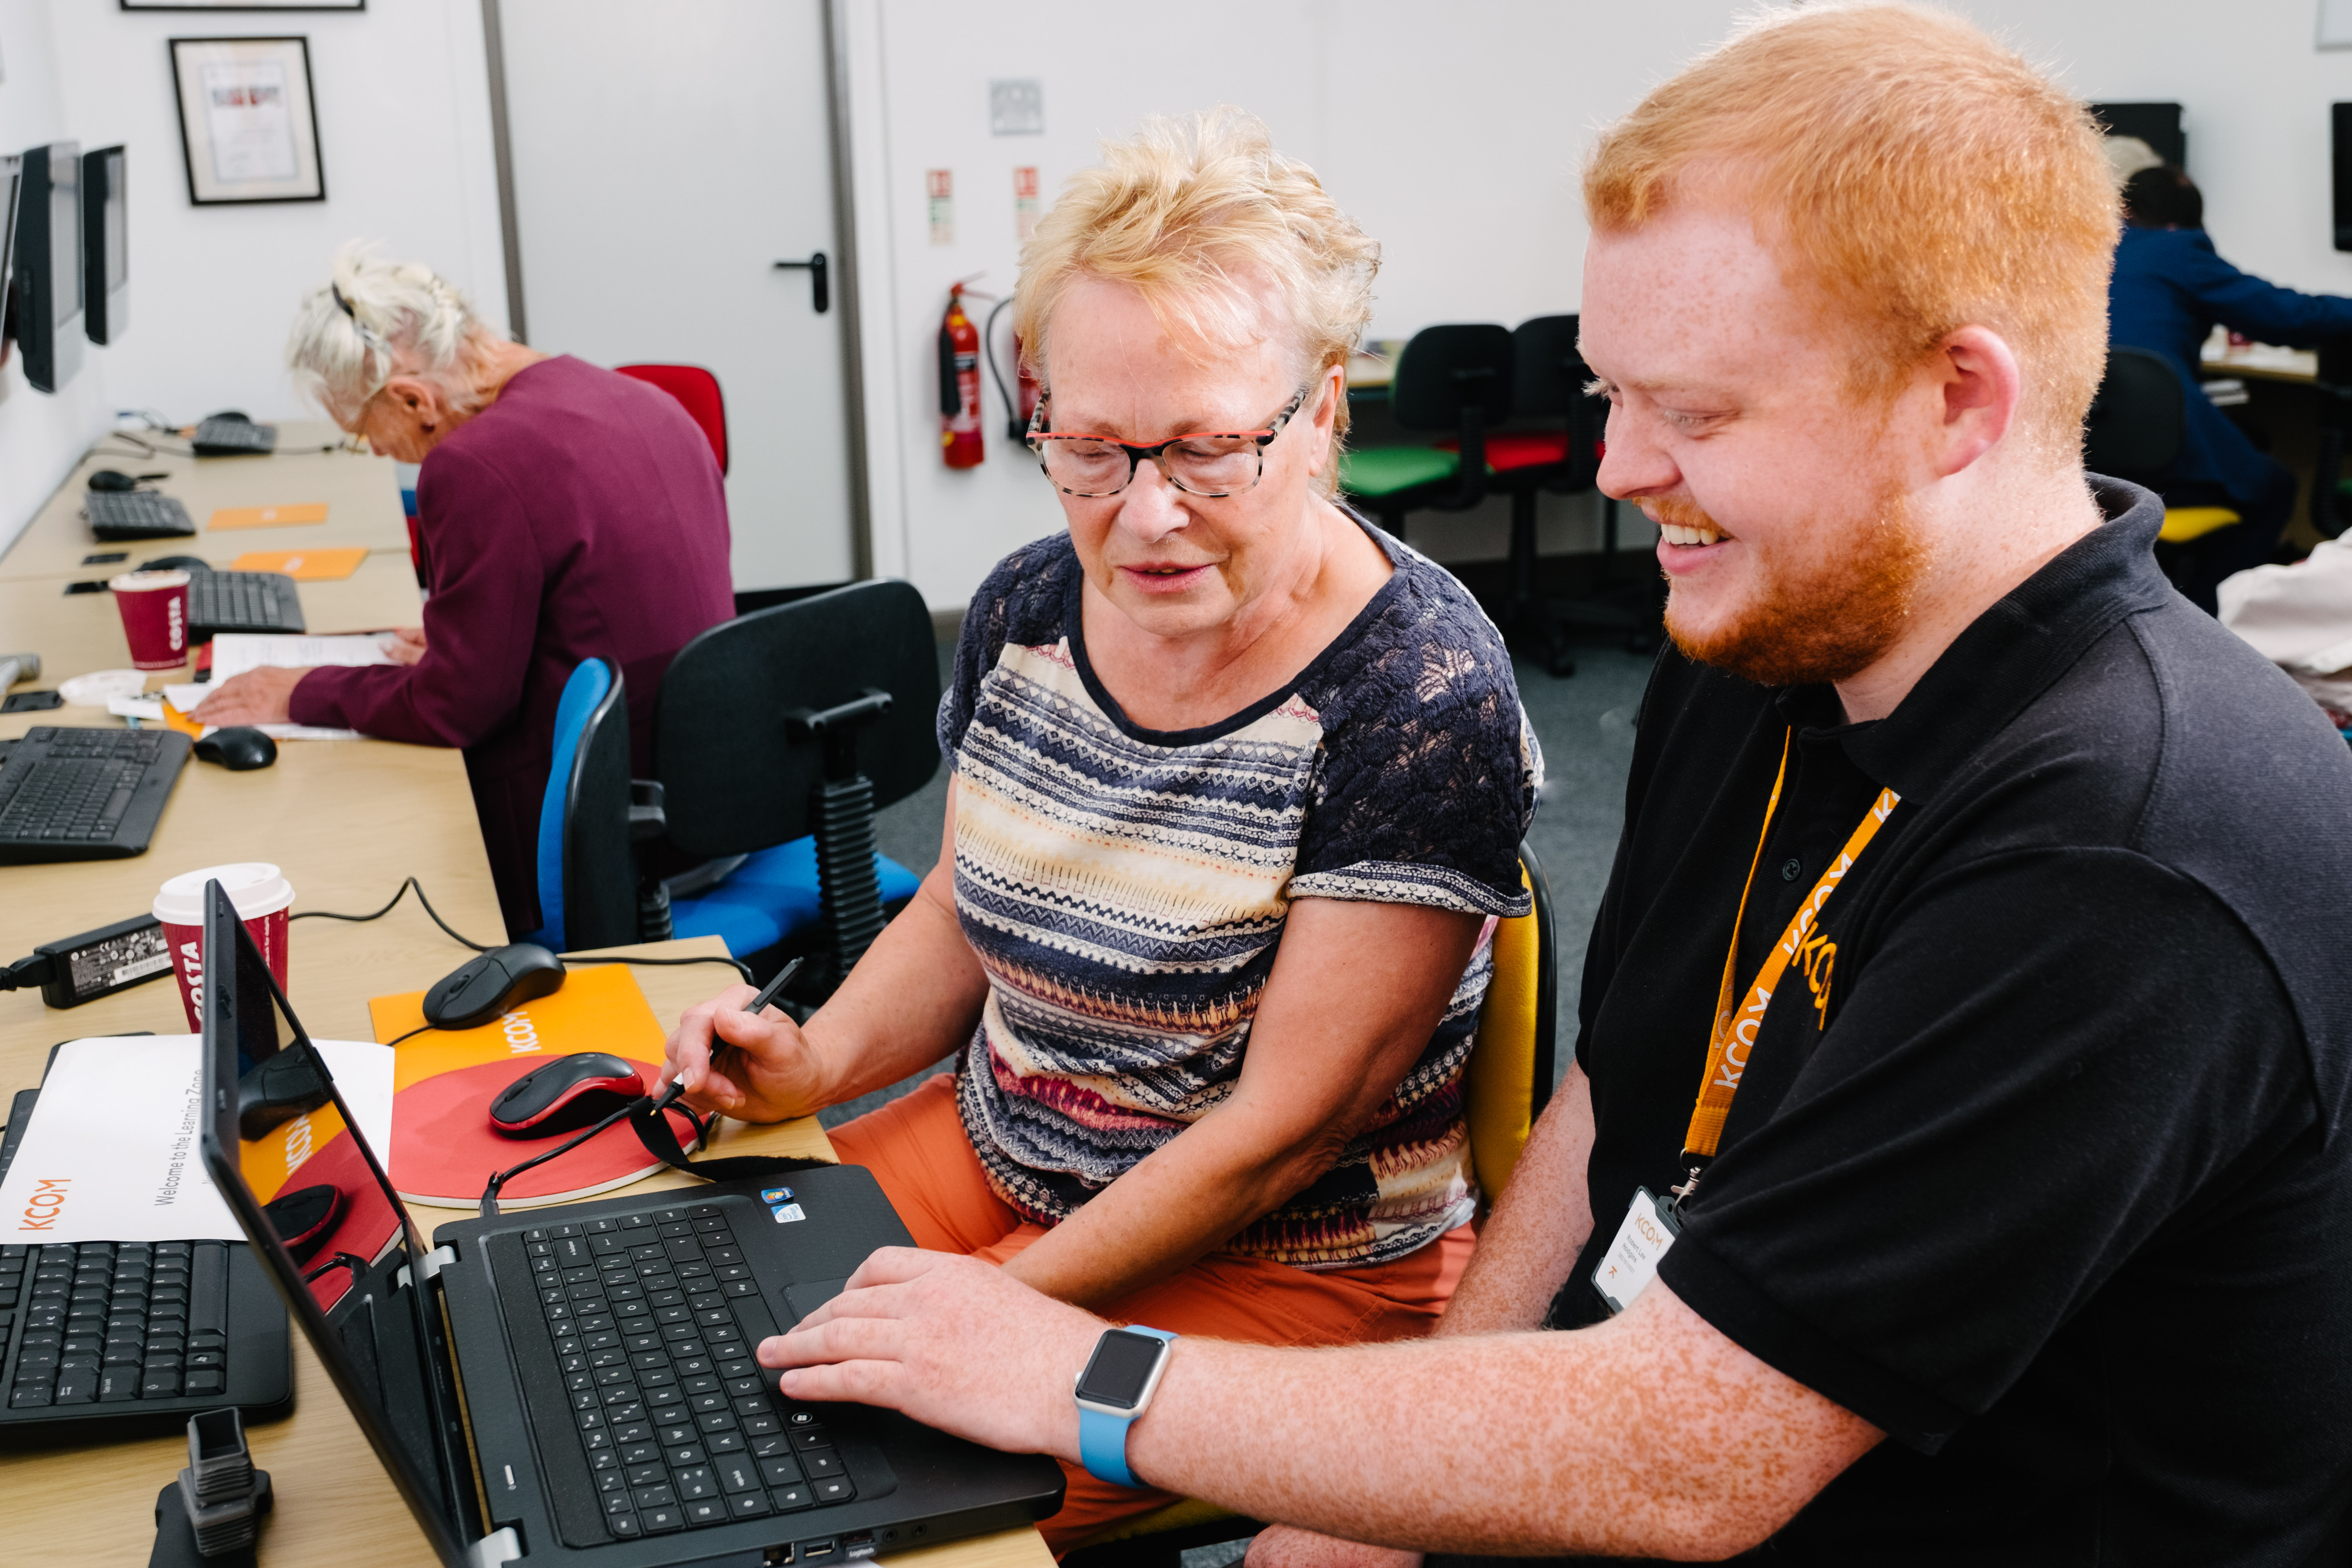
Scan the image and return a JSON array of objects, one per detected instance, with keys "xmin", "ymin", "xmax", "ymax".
[{"xmin": 292, "ymin": 355, "xmax": 733, "ymax": 937}]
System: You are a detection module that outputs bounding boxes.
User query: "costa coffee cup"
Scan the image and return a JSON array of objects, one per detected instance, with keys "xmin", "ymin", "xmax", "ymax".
[
  {"xmin": 153, "ymin": 863, "xmax": 295, "ymax": 1031},
  {"xmin": 108, "ymin": 570, "xmax": 192, "ymax": 672}
]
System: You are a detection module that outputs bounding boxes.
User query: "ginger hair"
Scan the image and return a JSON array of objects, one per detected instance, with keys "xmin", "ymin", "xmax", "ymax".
[
  {"xmin": 1015, "ymin": 107, "xmax": 1379, "ymax": 495},
  {"xmin": 1585, "ymin": 3, "xmax": 2119, "ymax": 459}
]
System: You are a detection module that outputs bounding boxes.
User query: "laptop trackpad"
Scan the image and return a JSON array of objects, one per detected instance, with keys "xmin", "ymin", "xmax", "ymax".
[{"xmin": 783, "ymin": 1278, "xmax": 850, "ymax": 1323}]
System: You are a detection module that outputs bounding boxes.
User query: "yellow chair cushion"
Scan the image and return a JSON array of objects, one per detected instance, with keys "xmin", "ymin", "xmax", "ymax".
[
  {"xmin": 2159, "ymin": 506, "xmax": 2241, "ymax": 545},
  {"xmin": 1465, "ymin": 867, "xmax": 1542, "ymax": 1201}
]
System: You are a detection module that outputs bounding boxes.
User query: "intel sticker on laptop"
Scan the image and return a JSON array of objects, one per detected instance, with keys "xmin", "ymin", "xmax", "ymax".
[
  {"xmin": 771, "ymin": 1203, "xmax": 805, "ymax": 1224},
  {"xmin": 760, "ymin": 1187, "xmax": 794, "ymax": 1205}
]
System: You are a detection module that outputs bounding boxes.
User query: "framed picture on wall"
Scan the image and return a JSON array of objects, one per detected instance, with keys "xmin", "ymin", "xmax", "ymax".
[
  {"xmin": 129, "ymin": 2, "xmax": 360, "ymax": 11},
  {"xmin": 169, "ymin": 36, "xmax": 325, "ymax": 204}
]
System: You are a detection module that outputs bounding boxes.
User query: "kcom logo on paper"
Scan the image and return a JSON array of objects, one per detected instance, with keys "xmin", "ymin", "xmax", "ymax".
[{"xmin": 18, "ymin": 1177, "xmax": 70, "ymax": 1231}]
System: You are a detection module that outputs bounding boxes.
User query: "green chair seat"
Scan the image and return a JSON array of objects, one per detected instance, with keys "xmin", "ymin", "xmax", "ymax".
[{"xmin": 1340, "ymin": 444, "xmax": 1459, "ymax": 498}]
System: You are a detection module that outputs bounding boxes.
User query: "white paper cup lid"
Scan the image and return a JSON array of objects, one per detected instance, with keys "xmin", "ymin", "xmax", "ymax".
[
  {"xmin": 56, "ymin": 669, "xmax": 151, "ymax": 707},
  {"xmin": 154, "ymin": 862, "xmax": 295, "ymax": 925},
  {"xmin": 108, "ymin": 570, "xmax": 191, "ymax": 592}
]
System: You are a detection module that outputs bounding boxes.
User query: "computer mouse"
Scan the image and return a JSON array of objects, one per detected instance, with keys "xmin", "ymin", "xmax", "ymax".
[
  {"xmin": 141, "ymin": 555, "xmax": 211, "ymax": 573},
  {"xmin": 88, "ymin": 468, "xmax": 137, "ymax": 492},
  {"xmin": 260, "ymin": 1183, "xmax": 344, "ymax": 1262},
  {"xmin": 489, "ymin": 1052, "xmax": 646, "ymax": 1138},
  {"xmin": 206, "ymin": 410, "xmax": 253, "ymax": 425},
  {"xmin": 194, "ymin": 726, "xmax": 278, "ymax": 771},
  {"xmin": 423, "ymin": 943, "xmax": 567, "ymax": 1030}
]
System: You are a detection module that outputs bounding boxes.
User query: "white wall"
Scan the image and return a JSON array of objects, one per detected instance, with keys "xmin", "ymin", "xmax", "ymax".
[
  {"xmin": 846, "ymin": 0, "xmax": 2352, "ymax": 611},
  {"xmin": 44, "ymin": 0, "xmax": 509, "ymax": 420},
  {"xmin": 0, "ymin": 0, "xmax": 112, "ymax": 556}
]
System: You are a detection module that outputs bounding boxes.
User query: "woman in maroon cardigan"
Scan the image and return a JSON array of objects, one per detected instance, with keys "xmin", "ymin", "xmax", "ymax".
[{"xmin": 194, "ymin": 248, "xmax": 733, "ymax": 937}]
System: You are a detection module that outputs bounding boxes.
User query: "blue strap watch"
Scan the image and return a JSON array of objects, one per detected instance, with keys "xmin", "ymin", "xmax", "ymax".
[{"xmin": 1074, "ymin": 1326, "xmax": 1178, "ymax": 1488}]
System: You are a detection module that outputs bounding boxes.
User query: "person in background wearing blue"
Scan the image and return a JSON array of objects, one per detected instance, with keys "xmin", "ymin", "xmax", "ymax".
[{"xmin": 2109, "ymin": 163, "xmax": 2352, "ymax": 612}]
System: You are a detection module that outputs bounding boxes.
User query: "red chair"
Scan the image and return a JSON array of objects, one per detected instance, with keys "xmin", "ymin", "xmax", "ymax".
[{"xmin": 615, "ymin": 363, "xmax": 729, "ymax": 475}]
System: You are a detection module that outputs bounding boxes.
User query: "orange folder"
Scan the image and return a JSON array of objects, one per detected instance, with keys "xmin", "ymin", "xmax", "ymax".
[
  {"xmin": 229, "ymin": 547, "xmax": 368, "ymax": 581},
  {"xmin": 208, "ymin": 502, "xmax": 330, "ymax": 530}
]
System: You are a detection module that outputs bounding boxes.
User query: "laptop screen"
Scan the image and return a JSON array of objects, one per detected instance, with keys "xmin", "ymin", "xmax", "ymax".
[{"xmin": 195, "ymin": 880, "xmax": 475, "ymax": 1566}]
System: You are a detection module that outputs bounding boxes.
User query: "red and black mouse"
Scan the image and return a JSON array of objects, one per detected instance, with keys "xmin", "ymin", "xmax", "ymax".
[
  {"xmin": 489, "ymin": 1052, "xmax": 647, "ymax": 1138},
  {"xmin": 261, "ymin": 1183, "xmax": 344, "ymax": 1262}
]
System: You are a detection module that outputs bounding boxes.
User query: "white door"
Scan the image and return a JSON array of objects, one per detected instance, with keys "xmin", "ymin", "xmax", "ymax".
[{"xmin": 495, "ymin": 0, "xmax": 853, "ymax": 590}]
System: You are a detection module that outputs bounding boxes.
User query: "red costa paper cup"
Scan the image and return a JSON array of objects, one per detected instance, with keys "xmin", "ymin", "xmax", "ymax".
[
  {"xmin": 153, "ymin": 863, "xmax": 295, "ymax": 1031},
  {"xmin": 109, "ymin": 570, "xmax": 192, "ymax": 671}
]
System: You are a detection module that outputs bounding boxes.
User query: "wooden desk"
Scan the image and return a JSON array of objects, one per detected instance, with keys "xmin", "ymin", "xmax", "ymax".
[
  {"xmin": 0, "ymin": 420, "xmax": 412, "ymax": 583},
  {"xmin": 2201, "ymin": 341, "xmax": 2320, "ymax": 387},
  {"xmin": 1, "ymin": 552, "xmax": 425, "ymax": 700}
]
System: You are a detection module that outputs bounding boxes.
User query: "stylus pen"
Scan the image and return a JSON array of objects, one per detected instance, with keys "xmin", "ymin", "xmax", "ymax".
[{"xmin": 652, "ymin": 957, "xmax": 803, "ymax": 1116}]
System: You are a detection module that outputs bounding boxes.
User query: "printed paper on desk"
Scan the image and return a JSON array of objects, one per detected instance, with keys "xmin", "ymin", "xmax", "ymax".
[
  {"xmin": 208, "ymin": 631, "xmax": 395, "ymax": 683},
  {"xmin": 0, "ymin": 1035, "xmax": 393, "ymax": 1244},
  {"xmin": 230, "ymin": 546, "xmax": 367, "ymax": 581},
  {"xmin": 206, "ymin": 502, "xmax": 329, "ymax": 530}
]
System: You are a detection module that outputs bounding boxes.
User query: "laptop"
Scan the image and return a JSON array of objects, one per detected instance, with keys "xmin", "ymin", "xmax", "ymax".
[{"xmin": 195, "ymin": 881, "xmax": 1064, "ymax": 1566}]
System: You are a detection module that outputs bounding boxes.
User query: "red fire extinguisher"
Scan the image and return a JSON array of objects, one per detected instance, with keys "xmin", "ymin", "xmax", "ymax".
[
  {"xmin": 984, "ymin": 297, "xmax": 1041, "ymax": 441},
  {"xmin": 939, "ymin": 280, "xmax": 986, "ymax": 469}
]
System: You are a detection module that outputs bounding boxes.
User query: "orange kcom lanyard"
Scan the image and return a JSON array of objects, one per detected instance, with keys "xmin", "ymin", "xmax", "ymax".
[{"xmin": 1673, "ymin": 729, "xmax": 1900, "ymax": 1205}]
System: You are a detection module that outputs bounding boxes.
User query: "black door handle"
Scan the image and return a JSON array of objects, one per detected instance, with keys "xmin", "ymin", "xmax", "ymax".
[{"xmin": 773, "ymin": 253, "xmax": 828, "ymax": 314}]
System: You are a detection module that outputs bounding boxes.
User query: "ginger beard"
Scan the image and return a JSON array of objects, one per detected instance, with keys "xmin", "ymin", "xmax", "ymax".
[{"xmin": 1650, "ymin": 468, "xmax": 1933, "ymax": 690}]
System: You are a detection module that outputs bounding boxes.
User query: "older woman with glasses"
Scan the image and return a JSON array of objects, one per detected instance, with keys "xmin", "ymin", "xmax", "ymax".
[
  {"xmin": 662, "ymin": 109, "xmax": 1538, "ymax": 1546},
  {"xmin": 191, "ymin": 246, "xmax": 733, "ymax": 938}
]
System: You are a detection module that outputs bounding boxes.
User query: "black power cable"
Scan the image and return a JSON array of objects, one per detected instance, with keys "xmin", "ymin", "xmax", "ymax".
[{"xmin": 292, "ymin": 876, "xmax": 755, "ymax": 982}]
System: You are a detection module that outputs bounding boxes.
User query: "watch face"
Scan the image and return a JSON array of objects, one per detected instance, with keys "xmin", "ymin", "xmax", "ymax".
[{"xmin": 1076, "ymin": 1329, "xmax": 1166, "ymax": 1410}]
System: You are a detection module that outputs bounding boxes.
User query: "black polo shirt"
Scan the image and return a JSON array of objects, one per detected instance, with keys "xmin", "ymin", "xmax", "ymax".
[{"xmin": 1560, "ymin": 484, "xmax": 2352, "ymax": 1563}]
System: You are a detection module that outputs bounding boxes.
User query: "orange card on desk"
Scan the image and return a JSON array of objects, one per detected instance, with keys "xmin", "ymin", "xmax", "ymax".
[
  {"xmin": 208, "ymin": 502, "xmax": 329, "ymax": 530},
  {"xmin": 369, "ymin": 963, "xmax": 685, "ymax": 1208},
  {"xmin": 230, "ymin": 546, "xmax": 367, "ymax": 580}
]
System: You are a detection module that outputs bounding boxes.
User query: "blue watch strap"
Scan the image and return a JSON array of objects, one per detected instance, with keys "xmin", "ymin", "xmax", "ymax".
[{"xmin": 1076, "ymin": 1326, "xmax": 1177, "ymax": 1489}]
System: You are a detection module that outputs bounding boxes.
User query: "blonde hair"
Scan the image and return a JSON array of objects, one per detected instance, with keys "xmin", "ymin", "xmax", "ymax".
[
  {"xmin": 286, "ymin": 242, "xmax": 498, "ymax": 424},
  {"xmin": 1585, "ymin": 3, "xmax": 2118, "ymax": 458},
  {"xmin": 1014, "ymin": 108, "xmax": 1379, "ymax": 493}
]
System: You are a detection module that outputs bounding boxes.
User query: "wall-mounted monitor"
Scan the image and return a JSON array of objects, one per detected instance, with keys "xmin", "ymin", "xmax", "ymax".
[
  {"xmin": 2089, "ymin": 102, "xmax": 2187, "ymax": 173},
  {"xmin": 2335, "ymin": 105, "xmax": 2352, "ymax": 254},
  {"xmin": 83, "ymin": 145, "xmax": 125, "ymax": 345},
  {"xmin": 13, "ymin": 142, "xmax": 83, "ymax": 393},
  {"xmin": 0, "ymin": 155, "xmax": 19, "ymax": 369}
]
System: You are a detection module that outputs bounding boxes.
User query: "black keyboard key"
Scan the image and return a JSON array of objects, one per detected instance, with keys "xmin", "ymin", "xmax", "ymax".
[
  {"xmin": 607, "ymin": 1514, "xmax": 641, "ymax": 1539},
  {"xmin": 53, "ymin": 1369, "xmax": 97, "ymax": 1404},
  {"xmin": 685, "ymin": 1498, "xmax": 729, "ymax": 1527},
  {"xmin": 666, "ymin": 1444, "xmax": 706, "ymax": 1469},
  {"xmin": 676, "ymin": 1466, "xmax": 717, "ymax": 1500},
  {"xmin": 800, "ymin": 1451, "xmax": 844, "ymax": 1478},
  {"xmin": 811, "ymin": 1476, "xmax": 855, "ymax": 1506},
  {"xmin": 183, "ymin": 1348, "xmax": 225, "ymax": 1371},
  {"xmin": 140, "ymin": 1369, "xmax": 182, "ymax": 1398},
  {"xmin": 631, "ymin": 1484, "xmax": 677, "ymax": 1509},
  {"xmin": 642, "ymin": 1505, "xmax": 684, "ymax": 1534},
  {"xmin": 791, "ymin": 1426, "xmax": 833, "ymax": 1450},
  {"xmin": 708, "ymin": 1432, "xmax": 746, "ymax": 1454},
  {"xmin": 189, "ymin": 1243, "xmax": 226, "ymax": 1337},
  {"xmin": 185, "ymin": 1370, "xmax": 224, "ymax": 1396},
  {"xmin": 729, "ymin": 1493, "xmax": 771, "ymax": 1519},
  {"xmin": 759, "ymin": 1456, "xmax": 803, "ymax": 1486},
  {"xmin": 770, "ymin": 1483, "xmax": 813, "ymax": 1512},
  {"xmin": 692, "ymin": 1216, "xmax": 727, "ymax": 1233},
  {"xmin": 620, "ymin": 1444, "xmax": 661, "ymax": 1467}
]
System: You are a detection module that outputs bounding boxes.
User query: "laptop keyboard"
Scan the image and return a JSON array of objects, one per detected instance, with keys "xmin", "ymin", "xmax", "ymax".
[
  {"xmin": 6, "ymin": 1241, "xmax": 231, "ymax": 1409},
  {"xmin": 516, "ymin": 1201, "xmax": 852, "ymax": 1540}
]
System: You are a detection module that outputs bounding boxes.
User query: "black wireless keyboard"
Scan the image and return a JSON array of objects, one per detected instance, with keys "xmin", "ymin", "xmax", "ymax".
[
  {"xmin": 191, "ymin": 418, "xmax": 277, "ymax": 457},
  {"xmin": 0, "ymin": 727, "xmax": 192, "ymax": 864},
  {"xmin": 187, "ymin": 571, "xmax": 305, "ymax": 641},
  {"xmin": 86, "ymin": 491, "xmax": 197, "ymax": 542}
]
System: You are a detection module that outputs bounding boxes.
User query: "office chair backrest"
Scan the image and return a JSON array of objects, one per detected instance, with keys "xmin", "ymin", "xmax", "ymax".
[
  {"xmin": 2083, "ymin": 347, "xmax": 2187, "ymax": 486},
  {"xmin": 653, "ymin": 579, "xmax": 941, "ymax": 860},
  {"xmin": 1465, "ymin": 842, "xmax": 1558, "ymax": 1202},
  {"xmin": 1389, "ymin": 325, "xmax": 1516, "ymax": 432},
  {"xmin": 1513, "ymin": 314, "xmax": 1603, "ymax": 490},
  {"xmin": 616, "ymin": 363, "xmax": 730, "ymax": 476},
  {"xmin": 533, "ymin": 658, "xmax": 638, "ymax": 951}
]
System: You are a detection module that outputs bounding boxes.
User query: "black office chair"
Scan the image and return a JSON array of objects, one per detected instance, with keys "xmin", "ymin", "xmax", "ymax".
[
  {"xmin": 1339, "ymin": 324, "xmax": 1515, "ymax": 538},
  {"xmin": 2309, "ymin": 338, "xmax": 2352, "ymax": 542},
  {"xmin": 647, "ymin": 579, "xmax": 941, "ymax": 1000},
  {"xmin": 2083, "ymin": 347, "xmax": 2248, "ymax": 588}
]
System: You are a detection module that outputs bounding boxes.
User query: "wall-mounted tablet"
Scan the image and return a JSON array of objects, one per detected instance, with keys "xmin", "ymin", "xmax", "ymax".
[
  {"xmin": 13, "ymin": 142, "xmax": 83, "ymax": 392},
  {"xmin": 84, "ymin": 145, "xmax": 125, "ymax": 345}
]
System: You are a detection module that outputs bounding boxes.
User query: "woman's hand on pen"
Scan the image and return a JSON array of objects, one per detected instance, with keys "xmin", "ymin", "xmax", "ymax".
[
  {"xmin": 662, "ymin": 985, "xmax": 834, "ymax": 1123},
  {"xmin": 188, "ymin": 666, "xmax": 304, "ymax": 726}
]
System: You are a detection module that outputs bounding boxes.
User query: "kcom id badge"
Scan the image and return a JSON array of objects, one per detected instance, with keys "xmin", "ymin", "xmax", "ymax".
[{"xmin": 1592, "ymin": 1186, "xmax": 1682, "ymax": 1315}]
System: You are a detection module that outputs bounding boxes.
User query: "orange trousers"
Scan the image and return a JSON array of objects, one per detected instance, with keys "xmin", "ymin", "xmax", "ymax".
[{"xmin": 827, "ymin": 1075, "xmax": 1472, "ymax": 1553}]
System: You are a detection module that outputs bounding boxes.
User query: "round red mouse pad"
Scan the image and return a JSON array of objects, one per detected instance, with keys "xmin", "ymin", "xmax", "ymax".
[{"xmin": 391, "ymin": 1057, "xmax": 692, "ymax": 1207}]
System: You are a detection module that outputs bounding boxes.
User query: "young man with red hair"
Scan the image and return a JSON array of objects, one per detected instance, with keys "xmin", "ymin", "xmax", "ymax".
[{"xmin": 751, "ymin": 7, "xmax": 2352, "ymax": 1561}]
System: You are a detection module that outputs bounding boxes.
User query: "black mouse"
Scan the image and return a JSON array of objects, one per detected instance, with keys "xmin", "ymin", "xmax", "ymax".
[
  {"xmin": 195, "ymin": 726, "xmax": 278, "ymax": 771},
  {"xmin": 260, "ymin": 1183, "xmax": 344, "ymax": 1262},
  {"xmin": 142, "ymin": 555, "xmax": 211, "ymax": 573},
  {"xmin": 489, "ymin": 1052, "xmax": 646, "ymax": 1138},
  {"xmin": 423, "ymin": 943, "xmax": 567, "ymax": 1030},
  {"xmin": 206, "ymin": 409, "xmax": 253, "ymax": 423},
  {"xmin": 88, "ymin": 468, "xmax": 137, "ymax": 492}
]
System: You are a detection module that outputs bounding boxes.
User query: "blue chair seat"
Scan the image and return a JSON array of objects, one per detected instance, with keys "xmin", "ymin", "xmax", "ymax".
[{"xmin": 670, "ymin": 837, "xmax": 922, "ymax": 959}]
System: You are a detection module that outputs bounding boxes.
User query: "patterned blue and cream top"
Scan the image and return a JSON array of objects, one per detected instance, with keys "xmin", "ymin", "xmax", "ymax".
[{"xmin": 938, "ymin": 518, "xmax": 1542, "ymax": 1270}]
